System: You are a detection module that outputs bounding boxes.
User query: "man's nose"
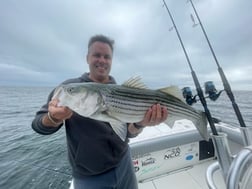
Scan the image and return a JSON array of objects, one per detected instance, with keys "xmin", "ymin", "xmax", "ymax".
[{"xmin": 98, "ymin": 56, "xmax": 106, "ymax": 63}]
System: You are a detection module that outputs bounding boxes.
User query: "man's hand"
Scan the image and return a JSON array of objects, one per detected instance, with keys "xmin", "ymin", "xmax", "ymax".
[
  {"xmin": 48, "ymin": 99, "xmax": 73, "ymax": 121},
  {"xmin": 127, "ymin": 104, "xmax": 168, "ymax": 136},
  {"xmin": 138, "ymin": 104, "xmax": 168, "ymax": 127},
  {"xmin": 42, "ymin": 99, "xmax": 73, "ymax": 127}
]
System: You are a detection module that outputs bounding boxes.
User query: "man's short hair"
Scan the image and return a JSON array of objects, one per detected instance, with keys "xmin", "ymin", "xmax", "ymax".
[{"xmin": 88, "ymin": 34, "xmax": 114, "ymax": 52}]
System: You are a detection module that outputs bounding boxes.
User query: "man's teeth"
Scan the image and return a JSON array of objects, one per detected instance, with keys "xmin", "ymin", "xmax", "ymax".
[{"xmin": 96, "ymin": 65, "xmax": 107, "ymax": 69}]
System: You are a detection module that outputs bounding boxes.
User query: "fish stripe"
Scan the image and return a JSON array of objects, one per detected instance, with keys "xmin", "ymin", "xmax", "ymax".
[{"xmin": 100, "ymin": 86, "xmax": 201, "ymax": 120}]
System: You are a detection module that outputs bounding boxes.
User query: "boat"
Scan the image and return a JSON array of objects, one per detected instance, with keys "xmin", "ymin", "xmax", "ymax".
[
  {"xmin": 69, "ymin": 119, "xmax": 252, "ymax": 189},
  {"xmin": 130, "ymin": 121, "xmax": 252, "ymax": 189}
]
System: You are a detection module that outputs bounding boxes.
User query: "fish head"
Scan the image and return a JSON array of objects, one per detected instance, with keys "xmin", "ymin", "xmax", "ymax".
[{"xmin": 52, "ymin": 83, "xmax": 104, "ymax": 117}]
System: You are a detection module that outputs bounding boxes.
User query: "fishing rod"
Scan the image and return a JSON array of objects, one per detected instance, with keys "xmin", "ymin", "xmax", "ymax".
[
  {"xmin": 188, "ymin": 0, "xmax": 247, "ymax": 128},
  {"xmin": 162, "ymin": 0, "xmax": 218, "ymax": 136}
]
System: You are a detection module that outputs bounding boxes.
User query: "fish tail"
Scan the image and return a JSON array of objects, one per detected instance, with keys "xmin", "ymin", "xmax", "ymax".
[{"xmin": 194, "ymin": 112, "xmax": 209, "ymax": 141}]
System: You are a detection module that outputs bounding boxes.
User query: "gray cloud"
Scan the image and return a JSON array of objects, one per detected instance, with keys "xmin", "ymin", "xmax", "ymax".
[{"xmin": 0, "ymin": 0, "xmax": 251, "ymax": 90}]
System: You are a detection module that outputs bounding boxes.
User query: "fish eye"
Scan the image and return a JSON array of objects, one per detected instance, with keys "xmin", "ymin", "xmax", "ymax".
[{"xmin": 67, "ymin": 87, "xmax": 75, "ymax": 94}]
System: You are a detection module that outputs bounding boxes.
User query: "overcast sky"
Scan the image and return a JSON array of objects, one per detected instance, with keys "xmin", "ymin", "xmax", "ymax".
[{"xmin": 0, "ymin": 0, "xmax": 252, "ymax": 91}]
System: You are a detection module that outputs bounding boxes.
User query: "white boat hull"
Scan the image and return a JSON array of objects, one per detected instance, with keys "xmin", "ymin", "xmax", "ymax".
[{"xmin": 70, "ymin": 120, "xmax": 251, "ymax": 189}]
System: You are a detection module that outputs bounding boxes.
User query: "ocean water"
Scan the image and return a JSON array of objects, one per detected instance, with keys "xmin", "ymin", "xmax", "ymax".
[{"xmin": 0, "ymin": 86, "xmax": 251, "ymax": 189}]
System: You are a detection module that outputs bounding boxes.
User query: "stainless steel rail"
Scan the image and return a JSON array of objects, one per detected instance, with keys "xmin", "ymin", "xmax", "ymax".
[
  {"xmin": 206, "ymin": 127, "xmax": 252, "ymax": 189},
  {"xmin": 206, "ymin": 161, "xmax": 219, "ymax": 189},
  {"xmin": 226, "ymin": 145, "xmax": 252, "ymax": 189},
  {"xmin": 240, "ymin": 127, "xmax": 252, "ymax": 146}
]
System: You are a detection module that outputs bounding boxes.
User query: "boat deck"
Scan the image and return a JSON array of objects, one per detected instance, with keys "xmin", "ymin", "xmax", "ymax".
[{"xmin": 138, "ymin": 159, "xmax": 225, "ymax": 189}]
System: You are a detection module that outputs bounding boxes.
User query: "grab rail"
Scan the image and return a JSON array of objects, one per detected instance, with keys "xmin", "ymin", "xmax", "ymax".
[
  {"xmin": 206, "ymin": 161, "xmax": 219, "ymax": 189},
  {"xmin": 206, "ymin": 126, "xmax": 252, "ymax": 189},
  {"xmin": 226, "ymin": 145, "xmax": 252, "ymax": 189},
  {"xmin": 206, "ymin": 146, "xmax": 252, "ymax": 189},
  {"xmin": 240, "ymin": 127, "xmax": 252, "ymax": 146}
]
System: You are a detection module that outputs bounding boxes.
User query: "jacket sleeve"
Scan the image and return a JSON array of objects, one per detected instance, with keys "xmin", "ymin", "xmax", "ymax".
[
  {"xmin": 126, "ymin": 123, "xmax": 142, "ymax": 138},
  {"xmin": 31, "ymin": 89, "xmax": 63, "ymax": 135}
]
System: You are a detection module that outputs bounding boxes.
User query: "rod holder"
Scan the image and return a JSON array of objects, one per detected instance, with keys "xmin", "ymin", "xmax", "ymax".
[
  {"xmin": 240, "ymin": 127, "xmax": 252, "ymax": 146},
  {"xmin": 211, "ymin": 132, "xmax": 233, "ymax": 179}
]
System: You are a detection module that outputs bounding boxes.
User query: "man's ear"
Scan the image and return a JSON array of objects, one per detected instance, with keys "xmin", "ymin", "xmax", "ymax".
[{"xmin": 86, "ymin": 54, "xmax": 89, "ymax": 64}]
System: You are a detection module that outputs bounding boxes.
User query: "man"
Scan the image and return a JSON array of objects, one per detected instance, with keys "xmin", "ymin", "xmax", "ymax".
[{"xmin": 32, "ymin": 34, "xmax": 168, "ymax": 189}]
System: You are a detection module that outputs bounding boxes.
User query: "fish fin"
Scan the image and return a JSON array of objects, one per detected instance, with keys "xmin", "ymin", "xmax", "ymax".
[
  {"xmin": 164, "ymin": 111, "xmax": 209, "ymax": 141},
  {"xmin": 91, "ymin": 112, "xmax": 127, "ymax": 141},
  {"xmin": 97, "ymin": 111, "xmax": 127, "ymax": 141},
  {"xmin": 192, "ymin": 111, "xmax": 209, "ymax": 141},
  {"xmin": 122, "ymin": 76, "xmax": 148, "ymax": 89},
  {"xmin": 109, "ymin": 121, "xmax": 127, "ymax": 141},
  {"xmin": 197, "ymin": 112, "xmax": 209, "ymax": 141},
  {"xmin": 158, "ymin": 86, "xmax": 184, "ymax": 101},
  {"xmin": 164, "ymin": 115, "xmax": 177, "ymax": 128}
]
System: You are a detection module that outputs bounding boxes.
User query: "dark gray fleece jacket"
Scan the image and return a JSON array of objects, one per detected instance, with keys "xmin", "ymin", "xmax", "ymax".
[{"xmin": 32, "ymin": 73, "xmax": 131, "ymax": 178}]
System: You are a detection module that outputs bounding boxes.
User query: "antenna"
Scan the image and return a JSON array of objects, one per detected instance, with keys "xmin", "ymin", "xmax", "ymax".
[{"xmin": 162, "ymin": 0, "xmax": 218, "ymax": 136}]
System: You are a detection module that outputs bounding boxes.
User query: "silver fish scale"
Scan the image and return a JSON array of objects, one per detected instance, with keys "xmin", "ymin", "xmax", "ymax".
[{"xmin": 101, "ymin": 85, "xmax": 201, "ymax": 120}]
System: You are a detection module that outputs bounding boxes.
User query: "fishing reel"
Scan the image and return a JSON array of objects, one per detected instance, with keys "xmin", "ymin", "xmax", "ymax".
[
  {"xmin": 182, "ymin": 81, "xmax": 223, "ymax": 105},
  {"xmin": 182, "ymin": 87, "xmax": 197, "ymax": 105},
  {"xmin": 204, "ymin": 81, "xmax": 223, "ymax": 101}
]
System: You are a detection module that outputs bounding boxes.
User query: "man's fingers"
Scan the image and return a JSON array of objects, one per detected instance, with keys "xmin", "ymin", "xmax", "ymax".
[
  {"xmin": 150, "ymin": 104, "xmax": 163, "ymax": 124},
  {"xmin": 48, "ymin": 100, "xmax": 73, "ymax": 120},
  {"xmin": 138, "ymin": 104, "xmax": 168, "ymax": 127},
  {"xmin": 150, "ymin": 105, "xmax": 157, "ymax": 123},
  {"xmin": 156, "ymin": 104, "xmax": 162, "ymax": 120}
]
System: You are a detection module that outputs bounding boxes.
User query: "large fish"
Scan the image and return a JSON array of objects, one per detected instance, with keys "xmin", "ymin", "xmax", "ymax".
[{"xmin": 52, "ymin": 77, "xmax": 208, "ymax": 140}]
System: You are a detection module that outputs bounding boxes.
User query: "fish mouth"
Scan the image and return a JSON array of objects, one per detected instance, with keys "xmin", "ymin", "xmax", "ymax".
[{"xmin": 52, "ymin": 86, "xmax": 64, "ymax": 99}]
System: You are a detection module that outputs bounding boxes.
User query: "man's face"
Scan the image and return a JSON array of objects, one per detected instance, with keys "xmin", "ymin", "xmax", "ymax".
[{"xmin": 86, "ymin": 41, "xmax": 113, "ymax": 83}]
